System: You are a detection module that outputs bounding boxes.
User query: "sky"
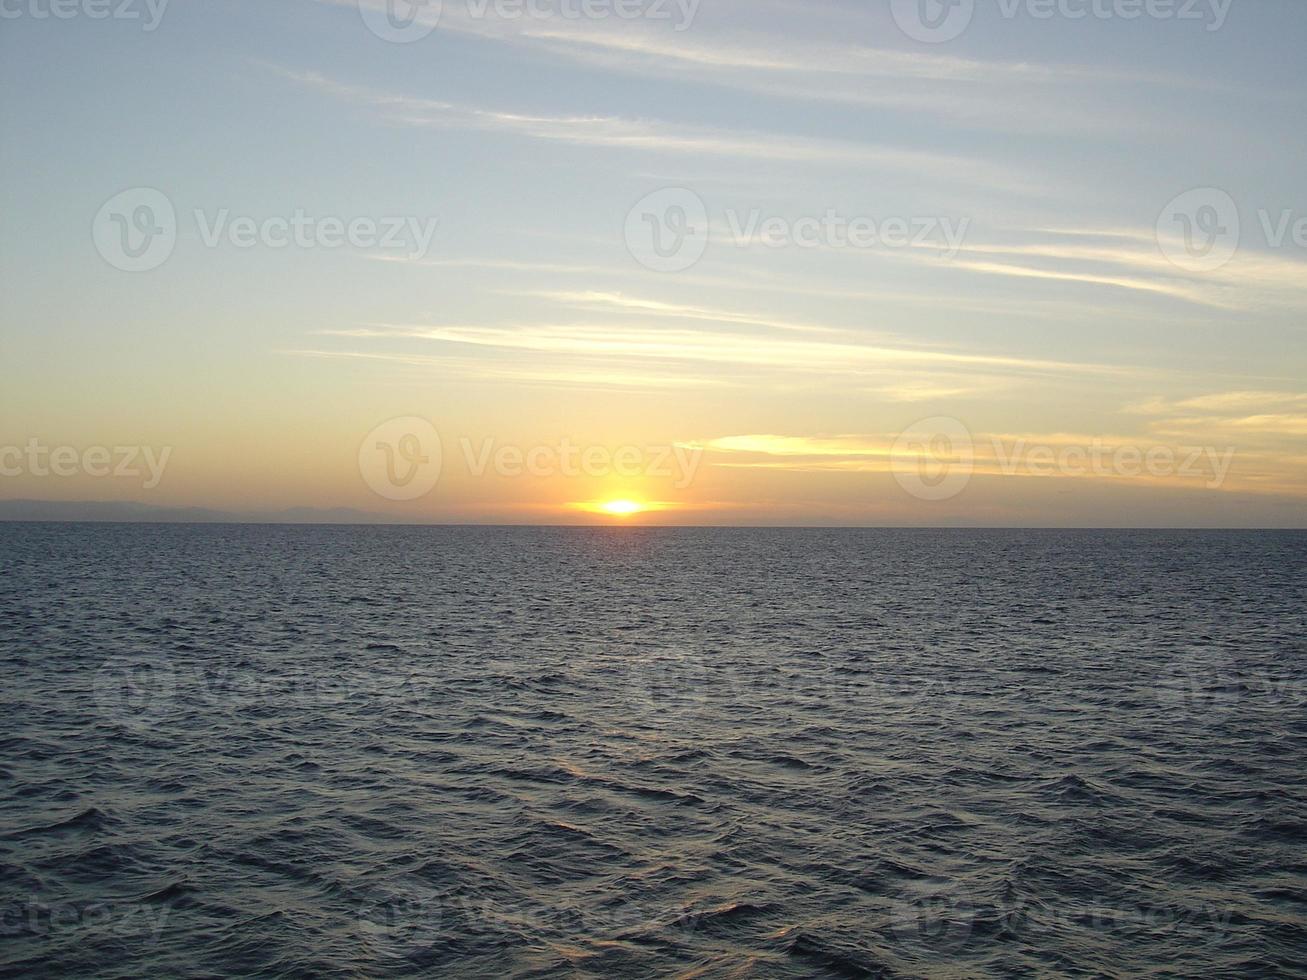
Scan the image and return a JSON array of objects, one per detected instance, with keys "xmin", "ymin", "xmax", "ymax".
[{"xmin": 1, "ymin": 0, "xmax": 1305, "ymax": 526}]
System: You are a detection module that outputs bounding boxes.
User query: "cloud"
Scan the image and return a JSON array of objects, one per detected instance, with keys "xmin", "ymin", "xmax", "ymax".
[
  {"xmin": 1129, "ymin": 391, "xmax": 1307, "ymax": 415},
  {"xmin": 923, "ymin": 229, "xmax": 1307, "ymax": 312},
  {"xmin": 509, "ymin": 290, "xmax": 853, "ymax": 336},
  {"xmin": 1107, "ymin": 390, "xmax": 1307, "ymax": 494},
  {"xmin": 315, "ymin": 317, "xmax": 1115, "ymax": 379},
  {"xmin": 319, "ymin": 0, "xmax": 1212, "ymax": 133},
  {"xmin": 273, "ymin": 67, "xmax": 1053, "ymax": 193},
  {"xmin": 691, "ymin": 430, "xmax": 1305, "ymax": 496},
  {"xmin": 283, "ymin": 347, "xmax": 721, "ymax": 389}
]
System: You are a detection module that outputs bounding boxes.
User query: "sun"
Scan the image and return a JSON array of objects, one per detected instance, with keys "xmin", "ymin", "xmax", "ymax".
[
  {"xmin": 571, "ymin": 498, "xmax": 668, "ymax": 519},
  {"xmin": 598, "ymin": 499, "xmax": 645, "ymax": 517}
]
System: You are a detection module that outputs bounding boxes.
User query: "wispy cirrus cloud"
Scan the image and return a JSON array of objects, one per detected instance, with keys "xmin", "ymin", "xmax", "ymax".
[
  {"xmin": 315, "ymin": 318, "xmax": 1118, "ymax": 378},
  {"xmin": 690, "ymin": 430, "xmax": 1304, "ymax": 496},
  {"xmin": 902, "ymin": 228, "xmax": 1307, "ymax": 311},
  {"xmin": 284, "ymin": 347, "xmax": 719, "ymax": 389},
  {"xmin": 1128, "ymin": 391, "xmax": 1307, "ymax": 415},
  {"xmin": 505, "ymin": 290, "xmax": 854, "ymax": 336},
  {"xmin": 273, "ymin": 66, "xmax": 1055, "ymax": 194},
  {"xmin": 1108, "ymin": 390, "xmax": 1307, "ymax": 494},
  {"xmin": 317, "ymin": 0, "xmax": 1214, "ymax": 133}
]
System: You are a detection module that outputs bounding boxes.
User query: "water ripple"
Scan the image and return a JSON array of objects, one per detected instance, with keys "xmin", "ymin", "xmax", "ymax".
[{"xmin": 1, "ymin": 524, "xmax": 1305, "ymax": 977}]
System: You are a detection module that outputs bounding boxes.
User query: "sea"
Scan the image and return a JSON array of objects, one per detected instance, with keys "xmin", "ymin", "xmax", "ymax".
[{"xmin": 2, "ymin": 523, "xmax": 1305, "ymax": 977}]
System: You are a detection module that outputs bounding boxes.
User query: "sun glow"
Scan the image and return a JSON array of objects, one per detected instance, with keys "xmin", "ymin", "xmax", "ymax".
[
  {"xmin": 598, "ymin": 499, "xmax": 645, "ymax": 516},
  {"xmin": 569, "ymin": 498, "xmax": 666, "ymax": 519}
]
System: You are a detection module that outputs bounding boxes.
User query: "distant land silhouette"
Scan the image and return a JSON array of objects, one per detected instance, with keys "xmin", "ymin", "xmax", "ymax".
[{"xmin": 0, "ymin": 499, "xmax": 396, "ymax": 525}]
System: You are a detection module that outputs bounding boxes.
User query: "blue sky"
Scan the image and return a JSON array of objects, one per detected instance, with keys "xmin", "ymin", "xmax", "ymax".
[{"xmin": 1, "ymin": 0, "xmax": 1305, "ymax": 525}]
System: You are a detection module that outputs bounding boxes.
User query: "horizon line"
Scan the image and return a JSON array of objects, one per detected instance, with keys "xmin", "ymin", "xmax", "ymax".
[{"xmin": 2, "ymin": 518, "xmax": 1303, "ymax": 532}]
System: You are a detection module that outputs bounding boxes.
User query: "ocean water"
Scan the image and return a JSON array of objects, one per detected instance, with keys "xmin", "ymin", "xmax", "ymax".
[{"xmin": 2, "ymin": 523, "xmax": 1305, "ymax": 978}]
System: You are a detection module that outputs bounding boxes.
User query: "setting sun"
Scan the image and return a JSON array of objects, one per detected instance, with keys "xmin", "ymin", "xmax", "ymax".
[
  {"xmin": 570, "ymin": 499, "xmax": 672, "ymax": 519},
  {"xmin": 598, "ymin": 499, "xmax": 644, "ymax": 517}
]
